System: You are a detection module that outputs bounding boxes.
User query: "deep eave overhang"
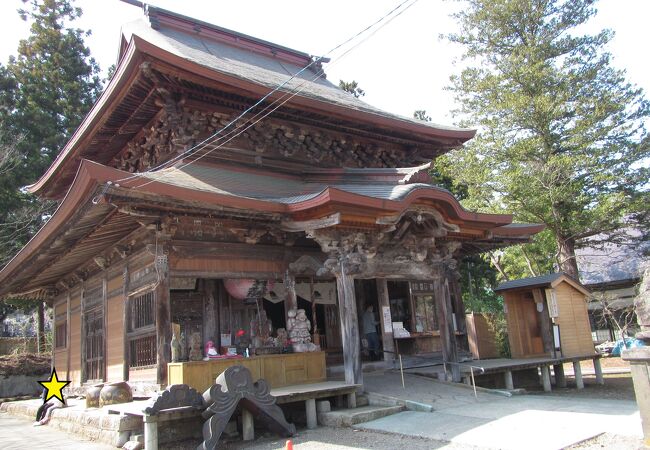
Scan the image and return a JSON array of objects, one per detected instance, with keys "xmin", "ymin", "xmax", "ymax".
[{"xmin": 29, "ymin": 31, "xmax": 476, "ymax": 200}]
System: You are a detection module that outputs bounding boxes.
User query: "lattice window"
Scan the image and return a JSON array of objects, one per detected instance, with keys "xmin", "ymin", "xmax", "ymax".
[
  {"xmin": 127, "ymin": 291, "xmax": 156, "ymax": 368},
  {"xmin": 84, "ymin": 308, "xmax": 104, "ymax": 381},
  {"xmin": 55, "ymin": 322, "xmax": 67, "ymax": 349},
  {"xmin": 130, "ymin": 292, "xmax": 155, "ymax": 331}
]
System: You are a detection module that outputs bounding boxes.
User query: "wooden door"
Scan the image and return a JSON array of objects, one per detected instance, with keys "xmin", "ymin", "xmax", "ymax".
[{"xmin": 508, "ymin": 293, "xmax": 545, "ymax": 358}]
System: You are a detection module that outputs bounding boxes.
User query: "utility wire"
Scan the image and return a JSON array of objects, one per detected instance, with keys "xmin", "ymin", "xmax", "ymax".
[{"xmin": 107, "ymin": 0, "xmax": 419, "ymax": 192}]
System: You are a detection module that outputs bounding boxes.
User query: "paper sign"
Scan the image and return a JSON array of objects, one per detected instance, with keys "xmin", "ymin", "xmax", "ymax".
[
  {"xmin": 382, "ymin": 306, "xmax": 392, "ymax": 333},
  {"xmin": 220, "ymin": 333, "xmax": 232, "ymax": 347}
]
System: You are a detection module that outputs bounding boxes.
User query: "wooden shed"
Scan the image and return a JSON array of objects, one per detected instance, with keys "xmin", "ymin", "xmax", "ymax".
[{"xmin": 495, "ymin": 273, "xmax": 595, "ymax": 359}]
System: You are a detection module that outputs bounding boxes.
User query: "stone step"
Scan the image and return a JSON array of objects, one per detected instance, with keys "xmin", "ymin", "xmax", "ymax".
[
  {"xmin": 318, "ymin": 405, "xmax": 404, "ymax": 427},
  {"xmin": 356, "ymin": 393, "xmax": 369, "ymax": 407}
]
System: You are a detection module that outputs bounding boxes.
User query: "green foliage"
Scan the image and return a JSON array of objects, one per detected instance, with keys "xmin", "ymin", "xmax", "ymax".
[
  {"xmin": 0, "ymin": 0, "xmax": 101, "ymax": 269},
  {"xmin": 442, "ymin": 0, "xmax": 650, "ymax": 278},
  {"xmin": 338, "ymin": 79, "xmax": 365, "ymax": 98},
  {"xmin": 413, "ymin": 109, "xmax": 431, "ymax": 122}
]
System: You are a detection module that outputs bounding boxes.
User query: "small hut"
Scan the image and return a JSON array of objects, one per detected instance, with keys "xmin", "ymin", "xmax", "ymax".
[{"xmin": 495, "ymin": 273, "xmax": 595, "ymax": 359}]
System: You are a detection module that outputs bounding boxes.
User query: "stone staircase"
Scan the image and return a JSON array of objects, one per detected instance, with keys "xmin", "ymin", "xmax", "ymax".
[{"xmin": 316, "ymin": 393, "xmax": 405, "ymax": 427}]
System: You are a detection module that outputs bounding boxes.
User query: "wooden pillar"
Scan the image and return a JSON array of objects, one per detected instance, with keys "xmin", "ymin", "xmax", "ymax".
[
  {"xmin": 554, "ymin": 364, "xmax": 567, "ymax": 388},
  {"xmin": 37, "ymin": 301, "xmax": 45, "ymax": 353},
  {"xmin": 376, "ymin": 279, "xmax": 395, "ymax": 362},
  {"xmin": 335, "ymin": 262, "xmax": 362, "ymax": 386},
  {"xmin": 66, "ymin": 291, "xmax": 71, "ymax": 379},
  {"xmin": 435, "ymin": 276, "xmax": 460, "ymax": 382},
  {"xmin": 593, "ymin": 357, "xmax": 604, "ymax": 385},
  {"xmin": 80, "ymin": 282, "xmax": 86, "ymax": 383},
  {"xmin": 573, "ymin": 361, "xmax": 584, "ymax": 389},
  {"xmin": 122, "ymin": 265, "xmax": 130, "ymax": 382},
  {"xmin": 102, "ymin": 273, "xmax": 108, "ymax": 381},
  {"xmin": 450, "ymin": 272, "xmax": 467, "ymax": 335},
  {"xmin": 203, "ymin": 280, "xmax": 218, "ymax": 343},
  {"xmin": 155, "ymin": 255, "xmax": 171, "ymax": 387}
]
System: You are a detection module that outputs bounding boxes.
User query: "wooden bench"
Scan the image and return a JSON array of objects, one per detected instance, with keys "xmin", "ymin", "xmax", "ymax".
[{"xmin": 270, "ymin": 381, "xmax": 361, "ymax": 430}]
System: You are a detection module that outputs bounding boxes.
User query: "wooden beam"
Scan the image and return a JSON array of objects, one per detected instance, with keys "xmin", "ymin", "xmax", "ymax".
[
  {"xmin": 281, "ymin": 213, "xmax": 340, "ymax": 232},
  {"xmin": 335, "ymin": 265, "xmax": 362, "ymax": 386},
  {"xmin": 376, "ymin": 279, "xmax": 395, "ymax": 362}
]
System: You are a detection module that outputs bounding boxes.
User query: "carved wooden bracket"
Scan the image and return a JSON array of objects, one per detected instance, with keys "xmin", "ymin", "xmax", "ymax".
[
  {"xmin": 144, "ymin": 384, "xmax": 204, "ymax": 415},
  {"xmin": 200, "ymin": 365, "xmax": 295, "ymax": 449}
]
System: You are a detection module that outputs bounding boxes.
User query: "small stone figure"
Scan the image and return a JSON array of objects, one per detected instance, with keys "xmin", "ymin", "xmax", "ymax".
[
  {"xmin": 171, "ymin": 332, "xmax": 181, "ymax": 363},
  {"xmin": 189, "ymin": 332, "xmax": 203, "ymax": 361},
  {"xmin": 286, "ymin": 308, "xmax": 319, "ymax": 352},
  {"xmin": 275, "ymin": 328, "xmax": 288, "ymax": 348}
]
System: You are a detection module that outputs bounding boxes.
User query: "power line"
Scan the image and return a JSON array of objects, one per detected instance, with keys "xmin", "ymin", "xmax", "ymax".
[{"xmin": 109, "ymin": 0, "xmax": 419, "ymax": 190}]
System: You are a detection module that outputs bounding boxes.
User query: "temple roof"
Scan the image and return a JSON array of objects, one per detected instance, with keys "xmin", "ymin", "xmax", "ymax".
[{"xmin": 29, "ymin": 4, "xmax": 475, "ymax": 200}]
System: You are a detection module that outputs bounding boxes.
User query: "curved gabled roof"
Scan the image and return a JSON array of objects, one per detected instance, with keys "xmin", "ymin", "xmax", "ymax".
[{"xmin": 29, "ymin": 5, "xmax": 475, "ymax": 200}]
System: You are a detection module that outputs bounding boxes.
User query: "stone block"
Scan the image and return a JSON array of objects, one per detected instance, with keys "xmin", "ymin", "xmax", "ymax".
[
  {"xmin": 122, "ymin": 440, "xmax": 143, "ymax": 450},
  {"xmin": 316, "ymin": 400, "xmax": 331, "ymax": 413}
]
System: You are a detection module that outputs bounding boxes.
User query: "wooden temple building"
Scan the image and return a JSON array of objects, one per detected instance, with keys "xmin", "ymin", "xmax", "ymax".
[{"xmin": 0, "ymin": 5, "xmax": 543, "ymax": 392}]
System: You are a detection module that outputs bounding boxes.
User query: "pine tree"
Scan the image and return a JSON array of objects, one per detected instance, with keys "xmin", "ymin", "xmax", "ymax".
[
  {"xmin": 0, "ymin": 0, "xmax": 101, "ymax": 267},
  {"xmin": 440, "ymin": 0, "xmax": 650, "ymax": 278}
]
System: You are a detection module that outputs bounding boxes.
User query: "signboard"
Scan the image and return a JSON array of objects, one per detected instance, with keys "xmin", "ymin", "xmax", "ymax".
[
  {"xmin": 546, "ymin": 288, "xmax": 559, "ymax": 318},
  {"xmin": 382, "ymin": 306, "xmax": 393, "ymax": 333}
]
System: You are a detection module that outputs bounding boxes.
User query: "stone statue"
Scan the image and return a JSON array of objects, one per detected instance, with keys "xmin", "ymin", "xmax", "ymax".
[
  {"xmin": 189, "ymin": 332, "xmax": 203, "ymax": 361},
  {"xmin": 171, "ymin": 332, "xmax": 181, "ymax": 363},
  {"xmin": 286, "ymin": 308, "xmax": 319, "ymax": 352}
]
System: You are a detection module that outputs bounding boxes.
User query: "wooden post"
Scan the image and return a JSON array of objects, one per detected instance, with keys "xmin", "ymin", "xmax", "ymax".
[
  {"xmin": 334, "ymin": 262, "xmax": 362, "ymax": 386},
  {"xmin": 102, "ymin": 273, "xmax": 108, "ymax": 381},
  {"xmin": 155, "ymin": 254, "xmax": 171, "ymax": 387},
  {"xmin": 66, "ymin": 291, "xmax": 71, "ymax": 380},
  {"xmin": 573, "ymin": 361, "xmax": 584, "ymax": 389},
  {"xmin": 80, "ymin": 282, "xmax": 86, "ymax": 383},
  {"xmin": 554, "ymin": 364, "xmax": 567, "ymax": 388},
  {"xmin": 376, "ymin": 278, "xmax": 395, "ymax": 362},
  {"xmin": 37, "ymin": 301, "xmax": 45, "ymax": 353},
  {"xmin": 285, "ymin": 271, "xmax": 297, "ymax": 312},
  {"xmin": 435, "ymin": 276, "xmax": 460, "ymax": 382},
  {"xmin": 203, "ymin": 279, "xmax": 218, "ymax": 343},
  {"xmin": 541, "ymin": 365, "xmax": 552, "ymax": 392},
  {"xmin": 122, "ymin": 265, "xmax": 130, "ymax": 382},
  {"xmin": 504, "ymin": 370, "xmax": 514, "ymax": 390},
  {"xmin": 593, "ymin": 357, "xmax": 604, "ymax": 385},
  {"xmin": 450, "ymin": 272, "xmax": 467, "ymax": 335}
]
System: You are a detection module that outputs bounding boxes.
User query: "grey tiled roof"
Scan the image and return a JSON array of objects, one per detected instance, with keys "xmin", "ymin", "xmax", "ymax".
[
  {"xmin": 141, "ymin": 164, "xmax": 442, "ymax": 204},
  {"xmin": 494, "ymin": 273, "xmax": 565, "ymax": 292},
  {"xmin": 120, "ymin": 18, "xmax": 470, "ymax": 134}
]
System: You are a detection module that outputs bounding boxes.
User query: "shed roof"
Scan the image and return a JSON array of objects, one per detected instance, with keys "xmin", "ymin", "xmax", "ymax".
[{"xmin": 495, "ymin": 272, "xmax": 589, "ymax": 295}]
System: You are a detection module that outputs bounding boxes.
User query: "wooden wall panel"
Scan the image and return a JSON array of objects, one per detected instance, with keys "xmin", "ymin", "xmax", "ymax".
[
  {"xmin": 554, "ymin": 283, "xmax": 594, "ymax": 357},
  {"xmin": 107, "ymin": 274, "xmax": 123, "ymax": 294},
  {"xmin": 466, "ymin": 313, "xmax": 499, "ymax": 359},
  {"xmin": 106, "ymin": 294, "xmax": 125, "ymax": 382},
  {"xmin": 128, "ymin": 367, "xmax": 157, "ymax": 383},
  {"xmin": 54, "ymin": 350, "xmax": 66, "ymax": 375}
]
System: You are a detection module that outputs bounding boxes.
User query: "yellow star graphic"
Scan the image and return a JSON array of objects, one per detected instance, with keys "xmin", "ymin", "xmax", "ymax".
[{"xmin": 38, "ymin": 367, "xmax": 71, "ymax": 403}]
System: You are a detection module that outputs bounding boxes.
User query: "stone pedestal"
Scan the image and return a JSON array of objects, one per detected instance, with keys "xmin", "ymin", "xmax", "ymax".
[{"xmin": 622, "ymin": 347, "xmax": 650, "ymax": 446}]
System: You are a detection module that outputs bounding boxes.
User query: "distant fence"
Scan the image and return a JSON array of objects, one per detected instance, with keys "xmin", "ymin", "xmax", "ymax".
[{"xmin": 0, "ymin": 337, "xmax": 38, "ymax": 355}]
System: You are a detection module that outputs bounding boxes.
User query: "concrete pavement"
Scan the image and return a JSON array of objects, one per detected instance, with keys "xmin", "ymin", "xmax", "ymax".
[
  {"xmin": 0, "ymin": 412, "xmax": 113, "ymax": 449},
  {"xmin": 358, "ymin": 371, "xmax": 642, "ymax": 450}
]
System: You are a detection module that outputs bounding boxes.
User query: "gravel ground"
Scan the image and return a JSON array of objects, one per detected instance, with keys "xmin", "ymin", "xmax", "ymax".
[{"xmin": 165, "ymin": 427, "xmax": 478, "ymax": 450}]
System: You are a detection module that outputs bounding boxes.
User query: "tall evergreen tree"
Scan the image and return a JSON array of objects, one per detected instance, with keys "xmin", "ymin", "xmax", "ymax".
[
  {"xmin": 440, "ymin": 0, "xmax": 649, "ymax": 278},
  {"xmin": 0, "ymin": 0, "xmax": 101, "ymax": 267}
]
